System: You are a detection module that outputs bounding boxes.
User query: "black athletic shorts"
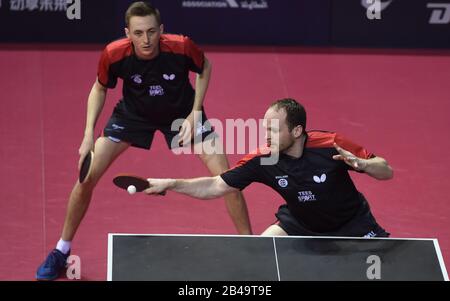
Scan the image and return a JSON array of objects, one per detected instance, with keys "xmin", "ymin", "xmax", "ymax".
[
  {"xmin": 275, "ymin": 193, "xmax": 390, "ymax": 237},
  {"xmin": 103, "ymin": 109, "xmax": 217, "ymax": 150}
]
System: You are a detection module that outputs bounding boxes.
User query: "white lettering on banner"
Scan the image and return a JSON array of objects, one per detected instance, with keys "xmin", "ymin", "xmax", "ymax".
[
  {"xmin": 39, "ymin": 0, "xmax": 52, "ymax": 11},
  {"xmin": 10, "ymin": 0, "xmax": 25, "ymax": 11},
  {"xmin": 182, "ymin": 1, "xmax": 227, "ymax": 8},
  {"xmin": 241, "ymin": 0, "xmax": 268, "ymax": 10},
  {"xmin": 226, "ymin": 0, "xmax": 238, "ymax": 8},
  {"xmin": 427, "ymin": 3, "xmax": 450, "ymax": 24},
  {"xmin": 366, "ymin": 0, "xmax": 382, "ymax": 20},
  {"xmin": 182, "ymin": 0, "xmax": 268, "ymax": 10},
  {"xmin": 362, "ymin": 0, "xmax": 393, "ymax": 20},
  {"xmin": 54, "ymin": 0, "xmax": 67, "ymax": 11},
  {"xmin": 361, "ymin": 0, "xmax": 393, "ymax": 11},
  {"xmin": 26, "ymin": 0, "xmax": 38, "ymax": 11},
  {"xmin": 66, "ymin": 0, "xmax": 80, "ymax": 20},
  {"xmin": 9, "ymin": 0, "xmax": 75, "ymax": 13}
]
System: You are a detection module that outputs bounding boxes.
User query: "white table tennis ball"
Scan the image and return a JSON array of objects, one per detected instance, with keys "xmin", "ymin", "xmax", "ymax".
[{"xmin": 127, "ymin": 185, "xmax": 137, "ymax": 195}]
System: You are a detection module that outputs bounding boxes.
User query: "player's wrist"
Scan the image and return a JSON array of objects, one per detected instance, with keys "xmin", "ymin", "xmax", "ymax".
[
  {"xmin": 84, "ymin": 128, "xmax": 94, "ymax": 137},
  {"xmin": 358, "ymin": 159, "xmax": 369, "ymax": 171},
  {"xmin": 191, "ymin": 101, "xmax": 203, "ymax": 111},
  {"xmin": 168, "ymin": 179, "xmax": 177, "ymax": 189}
]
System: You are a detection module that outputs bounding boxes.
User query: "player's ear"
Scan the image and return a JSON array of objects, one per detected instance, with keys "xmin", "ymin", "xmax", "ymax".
[
  {"xmin": 293, "ymin": 125, "xmax": 303, "ymax": 138},
  {"xmin": 125, "ymin": 27, "xmax": 130, "ymax": 38},
  {"xmin": 159, "ymin": 24, "xmax": 164, "ymax": 34}
]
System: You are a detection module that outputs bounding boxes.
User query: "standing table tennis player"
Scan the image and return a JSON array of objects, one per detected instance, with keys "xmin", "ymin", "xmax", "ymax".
[{"xmin": 36, "ymin": 1, "xmax": 252, "ymax": 280}]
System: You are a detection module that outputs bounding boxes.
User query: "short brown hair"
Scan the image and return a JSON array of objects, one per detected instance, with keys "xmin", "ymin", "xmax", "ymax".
[
  {"xmin": 270, "ymin": 98, "xmax": 307, "ymax": 131},
  {"xmin": 125, "ymin": 1, "xmax": 161, "ymax": 27}
]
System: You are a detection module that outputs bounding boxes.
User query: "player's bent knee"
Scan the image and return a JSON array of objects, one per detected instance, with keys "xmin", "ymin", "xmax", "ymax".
[
  {"xmin": 76, "ymin": 177, "xmax": 97, "ymax": 191},
  {"xmin": 199, "ymin": 153, "xmax": 230, "ymax": 175},
  {"xmin": 261, "ymin": 224, "xmax": 288, "ymax": 236}
]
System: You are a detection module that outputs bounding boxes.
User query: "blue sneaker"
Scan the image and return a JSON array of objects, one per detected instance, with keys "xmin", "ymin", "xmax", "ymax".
[{"xmin": 36, "ymin": 249, "xmax": 70, "ymax": 281}]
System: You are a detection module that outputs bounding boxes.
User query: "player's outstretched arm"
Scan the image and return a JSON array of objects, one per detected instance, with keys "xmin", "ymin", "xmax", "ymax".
[{"xmin": 144, "ymin": 176, "xmax": 237, "ymax": 199}]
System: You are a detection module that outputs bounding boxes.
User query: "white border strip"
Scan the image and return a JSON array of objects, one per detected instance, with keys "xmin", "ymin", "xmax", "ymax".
[
  {"xmin": 433, "ymin": 239, "xmax": 449, "ymax": 281},
  {"xmin": 108, "ymin": 233, "xmax": 437, "ymax": 241},
  {"xmin": 107, "ymin": 233, "xmax": 113, "ymax": 281},
  {"xmin": 272, "ymin": 237, "xmax": 281, "ymax": 281}
]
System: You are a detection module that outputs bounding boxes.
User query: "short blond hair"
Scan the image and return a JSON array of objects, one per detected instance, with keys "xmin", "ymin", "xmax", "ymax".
[{"xmin": 125, "ymin": 1, "xmax": 161, "ymax": 27}]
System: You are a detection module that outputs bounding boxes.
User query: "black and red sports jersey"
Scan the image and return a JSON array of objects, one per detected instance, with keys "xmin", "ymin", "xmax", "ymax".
[
  {"xmin": 97, "ymin": 34, "xmax": 205, "ymax": 125},
  {"xmin": 220, "ymin": 130, "xmax": 376, "ymax": 233}
]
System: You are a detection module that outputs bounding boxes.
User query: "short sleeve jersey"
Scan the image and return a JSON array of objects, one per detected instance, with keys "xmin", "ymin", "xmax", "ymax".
[
  {"xmin": 97, "ymin": 34, "xmax": 205, "ymax": 125},
  {"xmin": 220, "ymin": 131, "xmax": 376, "ymax": 233}
]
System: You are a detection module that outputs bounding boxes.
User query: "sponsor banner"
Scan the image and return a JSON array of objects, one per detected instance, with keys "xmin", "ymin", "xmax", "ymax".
[
  {"xmin": 1, "ymin": 0, "xmax": 448, "ymax": 48},
  {"xmin": 116, "ymin": 0, "xmax": 331, "ymax": 46},
  {"xmin": 0, "ymin": 0, "xmax": 121, "ymax": 43},
  {"xmin": 332, "ymin": 0, "xmax": 450, "ymax": 48}
]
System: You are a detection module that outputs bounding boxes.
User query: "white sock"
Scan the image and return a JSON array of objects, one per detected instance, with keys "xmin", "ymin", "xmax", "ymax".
[{"xmin": 56, "ymin": 239, "xmax": 71, "ymax": 254}]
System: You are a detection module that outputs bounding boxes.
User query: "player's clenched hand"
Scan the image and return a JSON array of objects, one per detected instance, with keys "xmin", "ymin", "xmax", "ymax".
[
  {"xmin": 332, "ymin": 143, "xmax": 368, "ymax": 171},
  {"xmin": 178, "ymin": 110, "xmax": 195, "ymax": 147},
  {"xmin": 145, "ymin": 178, "xmax": 174, "ymax": 195},
  {"xmin": 78, "ymin": 135, "xmax": 94, "ymax": 170}
]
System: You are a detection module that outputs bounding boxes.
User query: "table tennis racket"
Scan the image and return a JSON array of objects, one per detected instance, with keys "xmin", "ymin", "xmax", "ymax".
[
  {"xmin": 79, "ymin": 151, "xmax": 94, "ymax": 184},
  {"xmin": 113, "ymin": 174, "xmax": 166, "ymax": 195}
]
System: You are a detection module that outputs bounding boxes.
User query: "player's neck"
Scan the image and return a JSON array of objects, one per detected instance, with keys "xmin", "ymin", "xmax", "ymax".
[
  {"xmin": 133, "ymin": 45, "xmax": 160, "ymax": 60},
  {"xmin": 136, "ymin": 51, "xmax": 159, "ymax": 60},
  {"xmin": 283, "ymin": 134, "xmax": 307, "ymax": 159}
]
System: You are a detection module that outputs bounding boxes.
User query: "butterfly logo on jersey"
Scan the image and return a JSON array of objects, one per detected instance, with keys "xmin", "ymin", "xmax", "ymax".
[
  {"xmin": 131, "ymin": 74, "xmax": 143, "ymax": 84},
  {"xmin": 313, "ymin": 173, "xmax": 327, "ymax": 183},
  {"xmin": 163, "ymin": 73, "xmax": 176, "ymax": 81}
]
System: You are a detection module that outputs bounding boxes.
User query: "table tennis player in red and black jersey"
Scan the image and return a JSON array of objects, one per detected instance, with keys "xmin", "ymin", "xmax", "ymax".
[
  {"xmin": 36, "ymin": 1, "xmax": 251, "ymax": 281},
  {"xmin": 146, "ymin": 98, "xmax": 393, "ymax": 237}
]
